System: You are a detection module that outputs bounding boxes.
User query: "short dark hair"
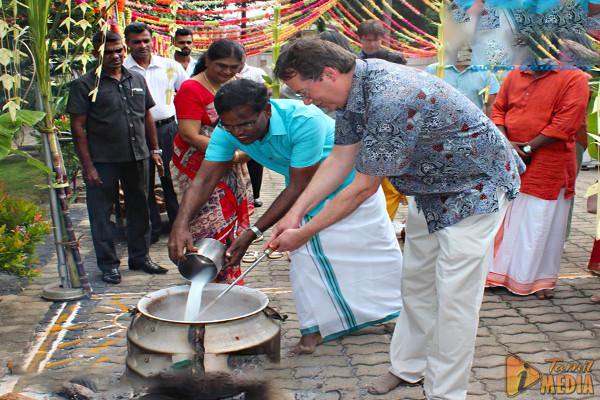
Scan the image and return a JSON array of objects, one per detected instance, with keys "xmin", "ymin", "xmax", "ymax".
[
  {"xmin": 92, "ymin": 30, "xmax": 122, "ymax": 49},
  {"xmin": 192, "ymin": 39, "xmax": 246, "ymax": 76},
  {"xmin": 357, "ymin": 19, "xmax": 385, "ymax": 38},
  {"xmin": 175, "ymin": 28, "xmax": 193, "ymax": 38},
  {"xmin": 372, "ymin": 49, "xmax": 407, "ymax": 65},
  {"xmin": 124, "ymin": 22, "xmax": 153, "ymax": 39},
  {"xmin": 273, "ymin": 37, "xmax": 357, "ymax": 81},
  {"xmin": 319, "ymin": 31, "xmax": 356, "ymax": 54},
  {"xmin": 214, "ymin": 79, "xmax": 269, "ymax": 115}
]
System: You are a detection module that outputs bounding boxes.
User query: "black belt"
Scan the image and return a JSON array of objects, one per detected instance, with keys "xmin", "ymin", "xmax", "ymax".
[{"xmin": 155, "ymin": 115, "xmax": 175, "ymax": 128}]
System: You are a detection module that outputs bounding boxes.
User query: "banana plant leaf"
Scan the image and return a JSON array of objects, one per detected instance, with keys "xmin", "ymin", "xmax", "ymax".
[{"xmin": 0, "ymin": 110, "xmax": 46, "ymax": 160}]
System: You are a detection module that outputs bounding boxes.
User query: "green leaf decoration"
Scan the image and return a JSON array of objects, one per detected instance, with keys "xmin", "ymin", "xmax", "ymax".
[
  {"xmin": 0, "ymin": 110, "xmax": 47, "ymax": 160},
  {"xmin": 9, "ymin": 149, "xmax": 55, "ymax": 179},
  {"xmin": 0, "ymin": 48, "xmax": 12, "ymax": 66}
]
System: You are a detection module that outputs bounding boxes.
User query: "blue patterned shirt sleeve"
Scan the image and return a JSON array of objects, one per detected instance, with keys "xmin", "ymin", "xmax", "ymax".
[{"xmin": 337, "ymin": 59, "xmax": 522, "ymax": 232}]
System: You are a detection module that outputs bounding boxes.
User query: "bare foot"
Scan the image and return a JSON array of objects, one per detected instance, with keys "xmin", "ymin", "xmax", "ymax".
[
  {"xmin": 289, "ymin": 332, "xmax": 323, "ymax": 355},
  {"xmin": 542, "ymin": 288, "xmax": 554, "ymax": 299},
  {"xmin": 591, "ymin": 294, "xmax": 600, "ymax": 303},
  {"xmin": 534, "ymin": 290, "xmax": 546, "ymax": 300},
  {"xmin": 368, "ymin": 372, "xmax": 403, "ymax": 395},
  {"xmin": 535, "ymin": 289, "xmax": 555, "ymax": 300}
]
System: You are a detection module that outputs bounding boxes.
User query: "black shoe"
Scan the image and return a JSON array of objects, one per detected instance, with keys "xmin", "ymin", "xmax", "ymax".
[
  {"xmin": 129, "ymin": 259, "xmax": 168, "ymax": 274},
  {"xmin": 101, "ymin": 269, "xmax": 121, "ymax": 284},
  {"xmin": 254, "ymin": 198, "xmax": 263, "ymax": 207}
]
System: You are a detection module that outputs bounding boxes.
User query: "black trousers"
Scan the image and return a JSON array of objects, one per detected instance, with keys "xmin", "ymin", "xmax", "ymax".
[
  {"xmin": 86, "ymin": 159, "xmax": 150, "ymax": 271},
  {"xmin": 247, "ymin": 159, "xmax": 263, "ymax": 200},
  {"xmin": 148, "ymin": 120, "xmax": 179, "ymax": 237}
]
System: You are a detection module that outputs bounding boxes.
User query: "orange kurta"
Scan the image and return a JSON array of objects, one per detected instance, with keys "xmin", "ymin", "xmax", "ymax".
[{"xmin": 491, "ymin": 67, "xmax": 589, "ymax": 200}]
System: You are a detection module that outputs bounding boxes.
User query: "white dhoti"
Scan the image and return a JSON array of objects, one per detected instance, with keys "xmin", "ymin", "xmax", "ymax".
[
  {"xmin": 289, "ymin": 187, "xmax": 403, "ymax": 342},
  {"xmin": 389, "ymin": 190, "xmax": 508, "ymax": 400},
  {"xmin": 487, "ymin": 189, "xmax": 570, "ymax": 295}
]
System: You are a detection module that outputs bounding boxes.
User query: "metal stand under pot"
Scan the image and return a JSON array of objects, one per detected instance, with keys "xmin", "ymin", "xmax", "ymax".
[{"xmin": 126, "ymin": 284, "xmax": 281, "ymax": 378}]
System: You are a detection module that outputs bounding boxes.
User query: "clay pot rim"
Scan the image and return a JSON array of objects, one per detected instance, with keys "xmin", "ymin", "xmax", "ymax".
[{"xmin": 136, "ymin": 284, "xmax": 269, "ymax": 324}]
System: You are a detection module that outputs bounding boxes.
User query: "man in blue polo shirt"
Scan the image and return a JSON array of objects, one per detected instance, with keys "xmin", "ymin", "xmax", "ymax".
[
  {"xmin": 425, "ymin": 44, "xmax": 500, "ymax": 117},
  {"xmin": 168, "ymin": 79, "xmax": 403, "ymax": 355}
]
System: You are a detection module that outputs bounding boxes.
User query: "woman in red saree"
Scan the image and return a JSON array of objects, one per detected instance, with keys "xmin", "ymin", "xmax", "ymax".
[{"xmin": 171, "ymin": 39, "xmax": 254, "ymax": 284}]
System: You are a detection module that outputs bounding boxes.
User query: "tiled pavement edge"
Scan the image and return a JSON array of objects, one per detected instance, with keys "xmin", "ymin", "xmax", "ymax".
[{"xmin": 0, "ymin": 168, "xmax": 599, "ymax": 399}]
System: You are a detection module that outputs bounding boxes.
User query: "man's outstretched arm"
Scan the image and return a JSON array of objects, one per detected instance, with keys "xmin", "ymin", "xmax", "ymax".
[
  {"xmin": 271, "ymin": 142, "xmax": 359, "ymax": 232},
  {"xmin": 224, "ymin": 162, "xmax": 320, "ymax": 266},
  {"xmin": 168, "ymin": 160, "xmax": 230, "ymax": 263}
]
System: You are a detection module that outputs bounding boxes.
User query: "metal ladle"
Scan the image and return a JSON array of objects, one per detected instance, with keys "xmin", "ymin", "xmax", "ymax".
[{"xmin": 199, "ymin": 246, "xmax": 277, "ymax": 315}]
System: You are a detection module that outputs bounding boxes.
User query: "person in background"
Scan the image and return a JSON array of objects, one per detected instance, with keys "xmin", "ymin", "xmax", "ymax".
[
  {"xmin": 239, "ymin": 58, "xmax": 268, "ymax": 208},
  {"xmin": 319, "ymin": 30, "xmax": 357, "ymax": 54},
  {"xmin": 168, "ymin": 79, "xmax": 403, "ymax": 355},
  {"xmin": 124, "ymin": 22, "xmax": 187, "ymax": 244},
  {"xmin": 170, "ymin": 39, "xmax": 254, "ymax": 284},
  {"xmin": 486, "ymin": 61, "xmax": 590, "ymax": 300},
  {"xmin": 425, "ymin": 44, "xmax": 500, "ymax": 117},
  {"xmin": 357, "ymin": 19, "xmax": 406, "ymax": 64},
  {"xmin": 67, "ymin": 30, "xmax": 167, "ymax": 284},
  {"xmin": 173, "ymin": 27, "xmax": 197, "ymax": 77}
]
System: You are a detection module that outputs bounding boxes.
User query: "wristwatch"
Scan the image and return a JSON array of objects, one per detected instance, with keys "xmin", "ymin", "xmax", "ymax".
[
  {"xmin": 522, "ymin": 144, "xmax": 533, "ymax": 154},
  {"xmin": 247, "ymin": 225, "xmax": 263, "ymax": 240},
  {"xmin": 151, "ymin": 149, "xmax": 163, "ymax": 155}
]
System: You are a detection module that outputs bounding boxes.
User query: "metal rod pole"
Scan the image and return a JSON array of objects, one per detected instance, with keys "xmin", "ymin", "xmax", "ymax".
[{"xmin": 40, "ymin": 132, "xmax": 70, "ymax": 288}]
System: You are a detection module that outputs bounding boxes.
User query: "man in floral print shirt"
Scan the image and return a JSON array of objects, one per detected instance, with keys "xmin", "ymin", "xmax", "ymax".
[{"xmin": 268, "ymin": 37, "xmax": 523, "ymax": 400}]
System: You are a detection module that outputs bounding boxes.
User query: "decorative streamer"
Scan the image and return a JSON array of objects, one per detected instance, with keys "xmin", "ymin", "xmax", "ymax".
[{"xmin": 119, "ymin": 0, "xmax": 443, "ymax": 57}]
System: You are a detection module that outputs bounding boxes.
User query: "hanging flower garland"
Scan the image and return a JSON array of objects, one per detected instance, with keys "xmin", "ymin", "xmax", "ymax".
[
  {"xmin": 120, "ymin": 0, "xmax": 442, "ymax": 57},
  {"xmin": 125, "ymin": 0, "xmax": 273, "ymax": 16},
  {"xmin": 329, "ymin": 0, "xmax": 437, "ymax": 56}
]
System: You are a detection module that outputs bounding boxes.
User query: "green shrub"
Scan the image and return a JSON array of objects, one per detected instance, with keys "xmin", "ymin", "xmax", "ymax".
[{"xmin": 0, "ymin": 183, "xmax": 52, "ymax": 280}]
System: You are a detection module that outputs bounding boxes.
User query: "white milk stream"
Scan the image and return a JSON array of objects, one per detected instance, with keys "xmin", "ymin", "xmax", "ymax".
[{"xmin": 184, "ymin": 267, "xmax": 215, "ymax": 321}]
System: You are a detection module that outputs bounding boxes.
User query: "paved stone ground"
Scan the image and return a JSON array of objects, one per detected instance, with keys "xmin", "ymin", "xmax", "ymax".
[{"xmin": 0, "ymin": 167, "xmax": 599, "ymax": 399}]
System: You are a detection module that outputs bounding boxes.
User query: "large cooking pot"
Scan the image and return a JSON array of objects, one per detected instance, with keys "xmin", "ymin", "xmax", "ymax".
[{"xmin": 126, "ymin": 284, "xmax": 281, "ymax": 378}]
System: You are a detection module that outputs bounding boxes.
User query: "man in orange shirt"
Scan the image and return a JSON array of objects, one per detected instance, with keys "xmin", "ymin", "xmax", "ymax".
[{"xmin": 486, "ymin": 61, "xmax": 589, "ymax": 299}]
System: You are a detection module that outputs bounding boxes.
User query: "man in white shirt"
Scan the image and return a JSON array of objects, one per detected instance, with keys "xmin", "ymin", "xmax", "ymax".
[
  {"xmin": 124, "ymin": 22, "xmax": 187, "ymax": 242},
  {"xmin": 239, "ymin": 63, "xmax": 266, "ymax": 84},
  {"xmin": 173, "ymin": 28, "xmax": 197, "ymax": 77}
]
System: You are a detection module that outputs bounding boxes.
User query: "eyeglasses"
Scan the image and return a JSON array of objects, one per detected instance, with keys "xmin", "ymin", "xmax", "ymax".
[
  {"xmin": 296, "ymin": 76, "xmax": 322, "ymax": 100},
  {"xmin": 217, "ymin": 118, "xmax": 259, "ymax": 133}
]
